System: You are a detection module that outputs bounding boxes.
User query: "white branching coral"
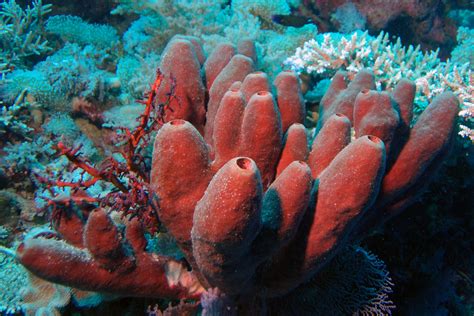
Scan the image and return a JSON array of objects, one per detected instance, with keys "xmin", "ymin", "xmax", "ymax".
[
  {"xmin": 285, "ymin": 31, "xmax": 474, "ymax": 143},
  {"xmin": 286, "ymin": 31, "xmax": 441, "ymax": 95},
  {"xmin": 459, "ymin": 101, "xmax": 474, "ymax": 142}
]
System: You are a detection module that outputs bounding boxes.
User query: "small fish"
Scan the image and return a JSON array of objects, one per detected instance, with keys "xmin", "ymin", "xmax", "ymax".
[{"xmin": 272, "ymin": 14, "xmax": 312, "ymax": 27}]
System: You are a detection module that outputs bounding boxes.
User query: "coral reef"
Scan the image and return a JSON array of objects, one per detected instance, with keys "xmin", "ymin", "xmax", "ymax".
[
  {"xmin": 111, "ymin": 0, "xmax": 316, "ymax": 77},
  {"xmin": 451, "ymin": 26, "xmax": 474, "ymax": 65},
  {"xmin": 13, "ymin": 36, "xmax": 459, "ymax": 314},
  {"xmin": 45, "ymin": 15, "xmax": 118, "ymax": 48},
  {"xmin": 0, "ymin": 248, "xmax": 28, "ymax": 315},
  {"xmin": 285, "ymin": 30, "xmax": 473, "ymax": 142},
  {"xmin": 0, "ymin": 0, "xmax": 471, "ymax": 314},
  {"xmin": 2, "ymin": 42, "xmax": 120, "ymax": 112}
]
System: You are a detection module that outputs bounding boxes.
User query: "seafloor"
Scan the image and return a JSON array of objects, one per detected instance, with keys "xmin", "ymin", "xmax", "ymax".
[{"xmin": 0, "ymin": 0, "xmax": 473, "ymax": 315}]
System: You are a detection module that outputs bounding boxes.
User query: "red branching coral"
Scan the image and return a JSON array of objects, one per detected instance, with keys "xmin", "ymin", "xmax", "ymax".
[{"xmin": 36, "ymin": 69, "xmax": 176, "ymax": 232}]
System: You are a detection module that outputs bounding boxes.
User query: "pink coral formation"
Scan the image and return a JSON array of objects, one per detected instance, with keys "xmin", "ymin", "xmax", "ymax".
[{"xmin": 15, "ymin": 36, "xmax": 459, "ymax": 312}]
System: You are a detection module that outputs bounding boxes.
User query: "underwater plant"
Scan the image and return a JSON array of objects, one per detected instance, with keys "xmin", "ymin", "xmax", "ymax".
[{"xmin": 11, "ymin": 36, "xmax": 459, "ymax": 314}]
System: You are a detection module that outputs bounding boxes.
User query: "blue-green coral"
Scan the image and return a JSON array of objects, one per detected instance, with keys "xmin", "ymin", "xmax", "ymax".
[
  {"xmin": 2, "ymin": 42, "xmax": 120, "ymax": 111},
  {"xmin": 112, "ymin": 0, "xmax": 315, "ymax": 77},
  {"xmin": 0, "ymin": 0, "xmax": 52, "ymax": 68},
  {"xmin": 116, "ymin": 53, "xmax": 160, "ymax": 99},
  {"xmin": 451, "ymin": 27, "xmax": 474, "ymax": 65},
  {"xmin": 34, "ymin": 43, "xmax": 120, "ymax": 103},
  {"xmin": 122, "ymin": 15, "xmax": 169, "ymax": 55},
  {"xmin": 0, "ymin": 249, "xmax": 28, "ymax": 315},
  {"xmin": 45, "ymin": 15, "xmax": 118, "ymax": 48},
  {"xmin": 2, "ymin": 69, "xmax": 55, "ymax": 106}
]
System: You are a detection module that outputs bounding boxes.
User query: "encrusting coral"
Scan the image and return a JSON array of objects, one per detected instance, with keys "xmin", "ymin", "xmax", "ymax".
[{"xmin": 13, "ymin": 36, "xmax": 459, "ymax": 314}]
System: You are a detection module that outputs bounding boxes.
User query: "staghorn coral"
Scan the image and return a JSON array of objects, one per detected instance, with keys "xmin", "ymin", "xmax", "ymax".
[
  {"xmin": 12, "ymin": 36, "xmax": 459, "ymax": 314},
  {"xmin": 286, "ymin": 31, "xmax": 439, "ymax": 98},
  {"xmin": 459, "ymin": 103, "xmax": 474, "ymax": 142},
  {"xmin": 0, "ymin": 0, "xmax": 51, "ymax": 69}
]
